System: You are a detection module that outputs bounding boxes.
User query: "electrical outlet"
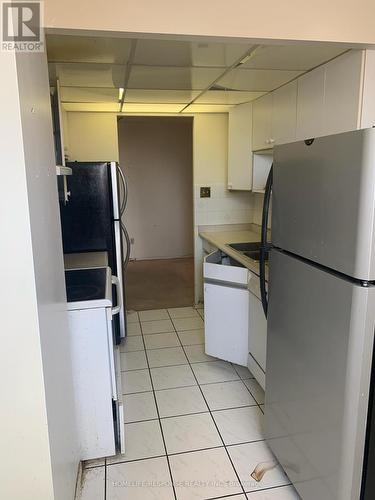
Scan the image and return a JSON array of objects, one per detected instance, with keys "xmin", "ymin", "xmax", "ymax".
[{"xmin": 200, "ymin": 186, "xmax": 211, "ymax": 198}]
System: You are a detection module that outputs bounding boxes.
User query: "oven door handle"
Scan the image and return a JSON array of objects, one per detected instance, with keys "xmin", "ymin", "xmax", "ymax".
[{"xmin": 111, "ymin": 275, "xmax": 122, "ymax": 316}]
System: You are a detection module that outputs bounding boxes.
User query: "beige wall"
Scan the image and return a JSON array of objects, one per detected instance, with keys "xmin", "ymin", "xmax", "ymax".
[
  {"xmin": 118, "ymin": 116, "xmax": 194, "ymax": 260},
  {"xmin": 193, "ymin": 113, "xmax": 253, "ymax": 302},
  {"xmin": 66, "ymin": 112, "xmax": 119, "ymax": 162},
  {"xmin": 45, "ymin": 0, "xmax": 375, "ymax": 45}
]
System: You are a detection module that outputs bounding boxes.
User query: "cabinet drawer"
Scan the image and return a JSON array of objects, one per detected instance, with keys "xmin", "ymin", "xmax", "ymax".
[{"xmin": 204, "ymin": 250, "xmax": 250, "ymax": 285}]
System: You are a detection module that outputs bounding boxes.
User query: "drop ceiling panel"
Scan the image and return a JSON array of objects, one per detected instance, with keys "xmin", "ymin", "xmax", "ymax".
[
  {"xmin": 196, "ymin": 90, "xmax": 265, "ymax": 104},
  {"xmin": 133, "ymin": 39, "xmax": 253, "ymax": 67},
  {"xmin": 60, "ymin": 87, "xmax": 119, "ymax": 103},
  {"xmin": 47, "ymin": 35, "xmax": 132, "ymax": 64},
  {"xmin": 127, "ymin": 66, "xmax": 224, "ymax": 90},
  {"xmin": 181, "ymin": 104, "xmax": 235, "ymax": 113},
  {"xmin": 62, "ymin": 102, "xmax": 121, "ymax": 112},
  {"xmin": 217, "ymin": 68, "xmax": 303, "ymax": 91},
  {"xmin": 50, "ymin": 63, "xmax": 126, "ymax": 88},
  {"xmin": 241, "ymin": 45, "xmax": 347, "ymax": 71},
  {"xmin": 125, "ymin": 89, "xmax": 200, "ymax": 103},
  {"xmin": 122, "ymin": 103, "xmax": 186, "ymax": 113}
]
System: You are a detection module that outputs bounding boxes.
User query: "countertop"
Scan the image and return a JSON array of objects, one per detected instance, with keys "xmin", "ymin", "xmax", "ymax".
[{"xmin": 199, "ymin": 226, "xmax": 269, "ymax": 280}]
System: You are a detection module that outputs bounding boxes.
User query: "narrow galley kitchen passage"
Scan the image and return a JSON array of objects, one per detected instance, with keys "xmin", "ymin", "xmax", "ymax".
[
  {"xmin": 77, "ymin": 306, "xmax": 300, "ymax": 500},
  {"xmin": 118, "ymin": 117, "xmax": 195, "ymax": 311}
]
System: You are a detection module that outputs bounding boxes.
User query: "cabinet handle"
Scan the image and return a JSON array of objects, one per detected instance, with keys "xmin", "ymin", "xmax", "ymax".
[{"xmin": 269, "ymin": 138, "xmax": 275, "ymax": 144}]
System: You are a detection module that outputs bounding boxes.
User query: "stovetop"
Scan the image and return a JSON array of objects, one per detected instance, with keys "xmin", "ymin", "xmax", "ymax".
[{"xmin": 65, "ymin": 267, "xmax": 108, "ymax": 303}]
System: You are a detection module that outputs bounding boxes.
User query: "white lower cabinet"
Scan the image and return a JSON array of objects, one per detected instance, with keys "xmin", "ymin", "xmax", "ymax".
[
  {"xmin": 204, "ymin": 250, "xmax": 250, "ymax": 366},
  {"xmin": 248, "ymin": 291, "xmax": 267, "ymax": 390},
  {"xmin": 68, "ymin": 305, "xmax": 125, "ymax": 460},
  {"xmin": 203, "ymin": 249, "xmax": 268, "ymax": 388}
]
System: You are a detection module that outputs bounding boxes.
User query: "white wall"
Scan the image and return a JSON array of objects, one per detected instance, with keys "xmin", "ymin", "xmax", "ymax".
[
  {"xmin": 66, "ymin": 112, "xmax": 119, "ymax": 161},
  {"xmin": 0, "ymin": 50, "xmax": 79, "ymax": 500},
  {"xmin": 193, "ymin": 114, "xmax": 253, "ymax": 302},
  {"xmin": 118, "ymin": 116, "xmax": 194, "ymax": 260}
]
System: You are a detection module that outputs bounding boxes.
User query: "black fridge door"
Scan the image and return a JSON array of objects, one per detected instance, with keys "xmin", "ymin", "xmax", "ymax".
[{"xmin": 60, "ymin": 162, "xmax": 115, "ymax": 256}]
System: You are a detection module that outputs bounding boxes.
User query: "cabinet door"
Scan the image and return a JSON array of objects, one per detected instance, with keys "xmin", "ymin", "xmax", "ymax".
[
  {"xmin": 323, "ymin": 50, "xmax": 364, "ymax": 136},
  {"xmin": 252, "ymin": 93, "xmax": 273, "ymax": 150},
  {"xmin": 204, "ymin": 282, "xmax": 249, "ymax": 366},
  {"xmin": 248, "ymin": 292, "xmax": 267, "ymax": 389},
  {"xmin": 296, "ymin": 65, "xmax": 325, "ymax": 140},
  {"xmin": 228, "ymin": 102, "xmax": 253, "ymax": 190},
  {"xmin": 272, "ymin": 80, "xmax": 297, "ymax": 145},
  {"xmin": 361, "ymin": 49, "xmax": 375, "ymax": 128}
]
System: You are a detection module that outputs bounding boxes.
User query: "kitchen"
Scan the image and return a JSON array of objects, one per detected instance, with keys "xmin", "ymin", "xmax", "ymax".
[{"xmin": 3, "ymin": 6, "xmax": 375, "ymax": 500}]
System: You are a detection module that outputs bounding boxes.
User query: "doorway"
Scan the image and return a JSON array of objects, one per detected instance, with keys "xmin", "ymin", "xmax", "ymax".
[{"xmin": 117, "ymin": 116, "xmax": 194, "ymax": 310}]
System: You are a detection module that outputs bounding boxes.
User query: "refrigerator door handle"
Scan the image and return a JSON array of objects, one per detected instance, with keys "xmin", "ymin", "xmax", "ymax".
[
  {"xmin": 260, "ymin": 164, "xmax": 273, "ymax": 318},
  {"xmin": 121, "ymin": 221, "xmax": 131, "ymax": 270},
  {"xmin": 111, "ymin": 275, "xmax": 122, "ymax": 316},
  {"xmin": 116, "ymin": 164, "xmax": 128, "ymax": 216}
]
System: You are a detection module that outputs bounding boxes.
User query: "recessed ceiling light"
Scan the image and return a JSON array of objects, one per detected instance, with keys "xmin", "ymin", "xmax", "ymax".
[{"xmin": 118, "ymin": 87, "xmax": 124, "ymax": 102}]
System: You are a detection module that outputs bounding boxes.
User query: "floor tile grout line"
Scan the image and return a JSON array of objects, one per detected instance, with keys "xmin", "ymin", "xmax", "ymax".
[
  {"xmin": 240, "ymin": 379, "xmax": 265, "ymax": 412},
  {"xmin": 107, "ymin": 453, "xmax": 167, "ymax": 467},
  {"xmin": 166, "ymin": 309, "xmax": 248, "ymax": 498},
  {"xmin": 138, "ymin": 321, "xmax": 178, "ymax": 500},
  {"xmin": 123, "ymin": 400, "xmax": 260, "ymax": 426},
  {"xmin": 122, "ymin": 376, "xmax": 256, "ymax": 397}
]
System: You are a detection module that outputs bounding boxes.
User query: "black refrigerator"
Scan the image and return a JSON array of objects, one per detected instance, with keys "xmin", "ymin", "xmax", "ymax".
[{"xmin": 59, "ymin": 161, "xmax": 130, "ymax": 344}]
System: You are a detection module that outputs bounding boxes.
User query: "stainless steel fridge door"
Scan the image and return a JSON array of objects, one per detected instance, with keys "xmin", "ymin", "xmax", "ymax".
[
  {"xmin": 265, "ymin": 249, "xmax": 375, "ymax": 500},
  {"xmin": 272, "ymin": 128, "xmax": 375, "ymax": 280}
]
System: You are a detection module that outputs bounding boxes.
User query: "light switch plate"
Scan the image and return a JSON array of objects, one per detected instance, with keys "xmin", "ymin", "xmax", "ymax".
[{"xmin": 200, "ymin": 186, "xmax": 211, "ymax": 198}]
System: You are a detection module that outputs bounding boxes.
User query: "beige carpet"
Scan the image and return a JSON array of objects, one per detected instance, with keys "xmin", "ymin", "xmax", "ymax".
[{"xmin": 125, "ymin": 257, "xmax": 194, "ymax": 311}]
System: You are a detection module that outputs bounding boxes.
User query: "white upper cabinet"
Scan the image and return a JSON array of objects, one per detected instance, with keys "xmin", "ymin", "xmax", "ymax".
[
  {"xmin": 252, "ymin": 93, "xmax": 273, "ymax": 151},
  {"xmin": 228, "ymin": 102, "xmax": 253, "ymax": 190},
  {"xmin": 252, "ymin": 80, "xmax": 297, "ymax": 150},
  {"xmin": 296, "ymin": 65, "xmax": 325, "ymax": 141},
  {"xmin": 323, "ymin": 50, "xmax": 364, "ymax": 136},
  {"xmin": 296, "ymin": 50, "xmax": 364, "ymax": 140},
  {"xmin": 272, "ymin": 80, "xmax": 297, "ymax": 145},
  {"xmin": 360, "ymin": 50, "xmax": 375, "ymax": 129}
]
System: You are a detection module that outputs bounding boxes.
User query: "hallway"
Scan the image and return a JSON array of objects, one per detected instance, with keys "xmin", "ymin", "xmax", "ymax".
[{"xmin": 125, "ymin": 258, "xmax": 194, "ymax": 310}]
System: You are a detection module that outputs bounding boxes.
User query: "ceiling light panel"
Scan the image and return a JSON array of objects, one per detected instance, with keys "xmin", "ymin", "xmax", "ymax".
[
  {"xmin": 217, "ymin": 68, "xmax": 303, "ymax": 92},
  {"xmin": 127, "ymin": 66, "xmax": 223, "ymax": 90},
  {"xmin": 60, "ymin": 87, "xmax": 119, "ymax": 103},
  {"xmin": 125, "ymin": 89, "xmax": 201, "ymax": 103},
  {"xmin": 195, "ymin": 90, "xmax": 265, "ymax": 105},
  {"xmin": 133, "ymin": 39, "xmax": 253, "ymax": 67},
  {"xmin": 240, "ymin": 45, "xmax": 347, "ymax": 71},
  {"xmin": 181, "ymin": 104, "xmax": 235, "ymax": 113},
  {"xmin": 62, "ymin": 102, "xmax": 121, "ymax": 112},
  {"xmin": 46, "ymin": 35, "xmax": 132, "ymax": 64},
  {"xmin": 50, "ymin": 63, "xmax": 126, "ymax": 88},
  {"xmin": 122, "ymin": 103, "xmax": 186, "ymax": 113}
]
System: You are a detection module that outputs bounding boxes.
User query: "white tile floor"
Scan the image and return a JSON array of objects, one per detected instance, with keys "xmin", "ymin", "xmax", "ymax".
[{"xmin": 78, "ymin": 306, "xmax": 300, "ymax": 500}]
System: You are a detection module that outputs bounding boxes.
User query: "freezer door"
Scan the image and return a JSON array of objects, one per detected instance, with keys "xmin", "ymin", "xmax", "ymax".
[
  {"xmin": 265, "ymin": 250, "xmax": 375, "ymax": 500},
  {"xmin": 272, "ymin": 128, "xmax": 375, "ymax": 280},
  {"xmin": 61, "ymin": 162, "xmax": 114, "ymax": 254}
]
